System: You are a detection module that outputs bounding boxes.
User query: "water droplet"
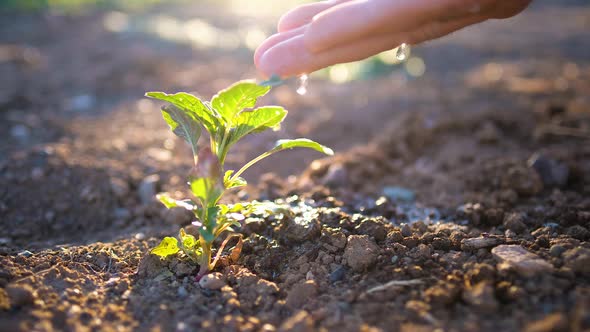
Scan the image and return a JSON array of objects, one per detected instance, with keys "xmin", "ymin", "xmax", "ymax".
[
  {"xmin": 395, "ymin": 43, "xmax": 410, "ymax": 61},
  {"xmin": 296, "ymin": 74, "xmax": 308, "ymax": 95}
]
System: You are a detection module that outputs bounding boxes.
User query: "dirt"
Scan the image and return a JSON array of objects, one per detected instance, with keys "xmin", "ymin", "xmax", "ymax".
[{"xmin": 1, "ymin": 1, "xmax": 590, "ymax": 331}]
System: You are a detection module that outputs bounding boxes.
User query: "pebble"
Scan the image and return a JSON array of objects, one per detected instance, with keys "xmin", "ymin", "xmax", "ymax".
[
  {"xmin": 562, "ymin": 247, "xmax": 590, "ymax": 276},
  {"xmin": 527, "ymin": 153, "xmax": 569, "ymax": 187},
  {"xmin": 329, "ymin": 265, "xmax": 346, "ymax": 283},
  {"xmin": 199, "ymin": 272, "xmax": 226, "ymax": 290},
  {"xmin": 503, "ymin": 212, "xmax": 527, "ymax": 234},
  {"xmin": 383, "ymin": 186, "xmax": 415, "ymax": 202},
  {"xmin": 10, "ymin": 124, "xmax": 30, "ymax": 140},
  {"xmin": 5, "ymin": 284, "xmax": 36, "ymax": 307},
  {"xmin": 343, "ymin": 235, "xmax": 379, "ymax": 272},
  {"xmin": 18, "ymin": 250, "xmax": 34, "ymax": 258},
  {"xmin": 177, "ymin": 286, "xmax": 188, "ymax": 298},
  {"xmin": 549, "ymin": 244, "xmax": 566, "ymax": 257},
  {"xmin": 138, "ymin": 174, "xmax": 160, "ymax": 205},
  {"xmin": 401, "ymin": 224, "xmax": 412, "ymax": 237},
  {"xmin": 523, "ymin": 312, "xmax": 567, "ymax": 332},
  {"xmin": 491, "ymin": 245, "xmax": 553, "ymax": 277},
  {"xmin": 286, "ymin": 280, "xmax": 317, "ymax": 309},
  {"xmin": 461, "ymin": 236, "xmax": 503, "ymax": 251},
  {"xmin": 134, "ymin": 233, "xmax": 146, "ymax": 240},
  {"xmin": 321, "ymin": 163, "xmax": 348, "ymax": 188}
]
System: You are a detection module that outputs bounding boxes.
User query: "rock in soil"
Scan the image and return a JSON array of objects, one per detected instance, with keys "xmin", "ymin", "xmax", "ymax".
[
  {"xmin": 199, "ymin": 272, "xmax": 226, "ymax": 290},
  {"xmin": 491, "ymin": 245, "xmax": 553, "ymax": 277},
  {"xmin": 523, "ymin": 312, "xmax": 568, "ymax": 332},
  {"xmin": 343, "ymin": 235, "xmax": 379, "ymax": 272},
  {"xmin": 562, "ymin": 247, "xmax": 590, "ymax": 276},
  {"xmin": 527, "ymin": 153, "xmax": 569, "ymax": 188},
  {"xmin": 286, "ymin": 280, "xmax": 318, "ymax": 309},
  {"xmin": 461, "ymin": 236, "xmax": 504, "ymax": 251},
  {"xmin": 5, "ymin": 283, "xmax": 36, "ymax": 308}
]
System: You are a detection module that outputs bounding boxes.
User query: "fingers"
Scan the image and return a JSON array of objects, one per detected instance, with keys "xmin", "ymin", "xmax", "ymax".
[
  {"xmin": 277, "ymin": 0, "xmax": 350, "ymax": 32},
  {"xmin": 304, "ymin": 0, "xmax": 491, "ymax": 53},
  {"xmin": 256, "ymin": 13, "xmax": 488, "ymax": 78},
  {"xmin": 254, "ymin": 25, "xmax": 307, "ymax": 67},
  {"xmin": 257, "ymin": 33, "xmax": 406, "ymax": 78}
]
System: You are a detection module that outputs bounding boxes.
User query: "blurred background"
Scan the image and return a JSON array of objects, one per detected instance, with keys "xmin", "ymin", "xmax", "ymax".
[
  {"xmin": 1, "ymin": 0, "xmax": 589, "ymax": 245},
  {"xmin": 1, "ymin": 0, "xmax": 588, "ymax": 174}
]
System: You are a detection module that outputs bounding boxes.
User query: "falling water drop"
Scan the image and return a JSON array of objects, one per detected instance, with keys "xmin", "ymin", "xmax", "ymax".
[
  {"xmin": 395, "ymin": 43, "xmax": 411, "ymax": 61},
  {"xmin": 296, "ymin": 74, "xmax": 308, "ymax": 95}
]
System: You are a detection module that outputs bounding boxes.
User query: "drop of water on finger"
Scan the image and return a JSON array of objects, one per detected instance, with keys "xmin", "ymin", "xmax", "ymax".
[
  {"xmin": 296, "ymin": 74, "xmax": 308, "ymax": 95},
  {"xmin": 395, "ymin": 43, "xmax": 410, "ymax": 61}
]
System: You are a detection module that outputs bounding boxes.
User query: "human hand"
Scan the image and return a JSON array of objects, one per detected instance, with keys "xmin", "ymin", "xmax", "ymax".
[{"xmin": 254, "ymin": 0, "xmax": 531, "ymax": 78}]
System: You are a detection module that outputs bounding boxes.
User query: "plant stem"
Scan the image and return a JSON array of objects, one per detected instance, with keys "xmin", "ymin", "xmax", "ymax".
[{"xmin": 230, "ymin": 151, "xmax": 273, "ymax": 182}]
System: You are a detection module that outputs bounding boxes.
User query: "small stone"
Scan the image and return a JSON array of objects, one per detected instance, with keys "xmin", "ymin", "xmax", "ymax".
[
  {"xmin": 383, "ymin": 186, "xmax": 415, "ymax": 202},
  {"xmin": 401, "ymin": 224, "xmax": 412, "ymax": 237},
  {"xmin": 278, "ymin": 310, "xmax": 313, "ymax": 332},
  {"xmin": 562, "ymin": 247, "xmax": 590, "ymax": 276},
  {"xmin": 527, "ymin": 153, "xmax": 569, "ymax": 188},
  {"xmin": 280, "ymin": 217, "xmax": 321, "ymax": 243},
  {"xmin": 10, "ymin": 124, "xmax": 30, "ymax": 140},
  {"xmin": 329, "ymin": 265, "xmax": 346, "ymax": 283},
  {"xmin": 549, "ymin": 245, "xmax": 566, "ymax": 257},
  {"xmin": 321, "ymin": 163, "xmax": 348, "ymax": 188},
  {"xmin": 199, "ymin": 272, "xmax": 226, "ymax": 290},
  {"xmin": 501, "ymin": 166, "xmax": 543, "ymax": 196},
  {"xmin": 174, "ymin": 262, "xmax": 196, "ymax": 277},
  {"xmin": 343, "ymin": 235, "xmax": 379, "ymax": 272},
  {"xmin": 286, "ymin": 280, "xmax": 317, "ymax": 309},
  {"xmin": 461, "ymin": 236, "xmax": 503, "ymax": 251},
  {"xmin": 491, "ymin": 245, "xmax": 553, "ymax": 277},
  {"xmin": 134, "ymin": 233, "xmax": 146, "ymax": 240},
  {"xmin": 5, "ymin": 284, "xmax": 35, "ymax": 307},
  {"xmin": 355, "ymin": 218, "xmax": 387, "ymax": 241},
  {"xmin": 503, "ymin": 212, "xmax": 527, "ymax": 234},
  {"xmin": 177, "ymin": 286, "xmax": 188, "ymax": 298},
  {"xmin": 18, "ymin": 250, "xmax": 33, "ymax": 258},
  {"xmin": 138, "ymin": 174, "xmax": 160, "ymax": 205},
  {"xmin": 566, "ymin": 225, "xmax": 590, "ymax": 241},
  {"xmin": 462, "ymin": 282, "xmax": 498, "ymax": 313}
]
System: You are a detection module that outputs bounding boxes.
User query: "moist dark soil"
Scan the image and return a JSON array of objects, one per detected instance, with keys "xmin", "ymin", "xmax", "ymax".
[{"xmin": 1, "ymin": 1, "xmax": 590, "ymax": 331}]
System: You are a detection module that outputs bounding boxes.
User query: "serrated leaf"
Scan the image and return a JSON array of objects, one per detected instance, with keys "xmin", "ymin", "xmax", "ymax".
[
  {"xmin": 210, "ymin": 81, "xmax": 271, "ymax": 125},
  {"xmin": 271, "ymin": 138, "xmax": 334, "ymax": 155},
  {"xmin": 146, "ymin": 92, "xmax": 220, "ymax": 137},
  {"xmin": 151, "ymin": 237, "xmax": 180, "ymax": 257},
  {"xmin": 227, "ymin": 106, "xmax": 287, "ymax": 147},
  {"xmin": 180, "ymin": 228, "xmax": 197, "ymax": 250},
  {"xmin": 158, "ymin": 105, "xmax": 201, "ymax": 159},
  {"xmin": 156, "ymin": 193, "xmax": 197, "ymax": 211}
]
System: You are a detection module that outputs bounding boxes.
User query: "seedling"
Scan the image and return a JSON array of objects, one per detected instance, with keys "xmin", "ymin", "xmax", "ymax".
[{"xmin": 145, "ymin": 81, "xmax": 333, "ymax": 277}]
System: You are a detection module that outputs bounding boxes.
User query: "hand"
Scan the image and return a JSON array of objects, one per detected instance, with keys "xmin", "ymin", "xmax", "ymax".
[{"xmin": 254, "ymin": 0, "xmax": 532, "ymax": 78}]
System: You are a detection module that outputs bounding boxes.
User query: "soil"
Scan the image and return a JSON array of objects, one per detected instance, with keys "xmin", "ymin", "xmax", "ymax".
[{"xmin": 1, "ymin": 1, "xmax": 590, "ymax": 331}]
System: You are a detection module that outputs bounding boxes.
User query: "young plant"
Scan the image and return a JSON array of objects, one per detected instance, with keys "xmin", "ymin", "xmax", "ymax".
[{"xmin": 145, "ymin": 81, "xmax": 333, "ymax": 277}]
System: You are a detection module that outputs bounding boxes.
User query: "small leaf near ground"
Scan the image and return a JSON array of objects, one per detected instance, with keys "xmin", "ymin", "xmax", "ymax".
[
  {"xmin": 156, "ymin": 193, "xmax": 197, "ymax": 211},
  {"xmin": 151, "ymin": 237, "xmax": 180, "ymax": 257}
]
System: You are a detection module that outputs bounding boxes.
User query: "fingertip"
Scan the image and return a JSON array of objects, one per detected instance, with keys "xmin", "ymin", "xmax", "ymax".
[{"xmin": 277, "ymin": 1, "xmax": 338, "ymax": 33}]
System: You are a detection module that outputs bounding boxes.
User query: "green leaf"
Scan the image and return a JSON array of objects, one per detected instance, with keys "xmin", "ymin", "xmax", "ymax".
[
  {"xmin": 146, "ymin": 92, "xmax": 220, "ymax": 136},
  {"xmin": 158, "ymin": 105, "xmax": 202, "ymax": 159},
  {"xmin": 223, "ymin": 170, "xmax": 247, "ymax": 189},
  {"xmin": 227, "ymin": 106, "xmax": 287, "ymax": 146},
  {"xmin": 156, "ymin": 193, "xmax": 197, "ymax": 211},
  {"xmin": 190, "ymin": 177, "xmax": 223, "ymax": 207},
  {"xmin": 151, "ymin": 237, "xmax": 180, "ymax": 257},
  {"xmin": 271, "ymin": 138, "xmax": 334, "ymax": 155},
  {"xmin": 180, "ymin": 228, "xmax": 198, "ymax": 250},
  {"xmin": 210, "ymin": 81, "xmax": 271, "ymax": 125}
]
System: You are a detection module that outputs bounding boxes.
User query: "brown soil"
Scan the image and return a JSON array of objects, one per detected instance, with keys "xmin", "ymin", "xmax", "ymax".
[{"xmin": 1, "ymin": 1, "xmax": 590, "ymax": 331}]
